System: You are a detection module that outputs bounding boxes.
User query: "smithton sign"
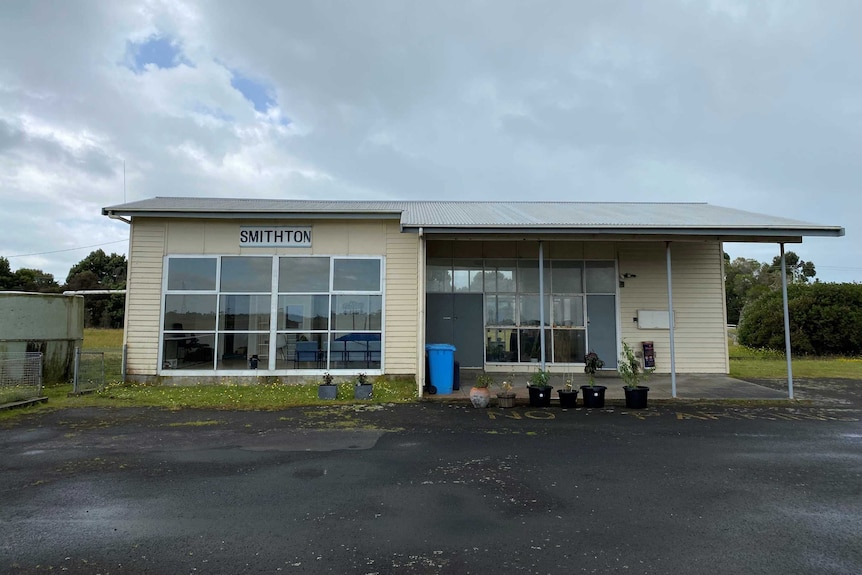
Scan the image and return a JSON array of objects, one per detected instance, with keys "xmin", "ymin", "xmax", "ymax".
[{"xmin": 239, "ymin": 226, "xmax": 312, "ymax": 247}]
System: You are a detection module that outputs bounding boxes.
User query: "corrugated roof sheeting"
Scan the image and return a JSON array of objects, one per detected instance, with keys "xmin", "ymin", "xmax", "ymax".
[{"xmin": 102, "ymin": 197, "xmax": 843, "ymax": 236}]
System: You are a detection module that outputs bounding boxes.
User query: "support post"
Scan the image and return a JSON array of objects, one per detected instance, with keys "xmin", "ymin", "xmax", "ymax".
[
  {"xmin": 538, "ymin": 241, "xmax": 546, "ymax": 371},
  {"xmin": 417, "ymin": 228, "xmax": 426, "ymax": 398},
  {"xmin": 780, "ymin": 243, "xmax": 794, "ymax": 399},
  {"xmin": 666, "ymin": 242, "xmax": 677, "ymax": 398}
]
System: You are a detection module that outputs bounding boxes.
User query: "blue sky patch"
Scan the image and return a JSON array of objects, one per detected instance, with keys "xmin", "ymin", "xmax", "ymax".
[
  {"xmin": 125, "ymin": 35, "xmax": 189, "ymax": 73},
  {"xmin": 230, "ymin": 70, "xmax": 276, "ymax": 113}
]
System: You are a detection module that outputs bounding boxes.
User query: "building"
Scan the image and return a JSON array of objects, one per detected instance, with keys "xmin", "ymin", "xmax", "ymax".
[{"xmin": 102, "ymin": 198, "xmax": 843, "ymax": 392}]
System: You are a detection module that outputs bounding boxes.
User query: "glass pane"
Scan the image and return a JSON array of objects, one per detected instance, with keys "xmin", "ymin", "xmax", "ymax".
[
  {"xmin": 518, "ymin": 260, "xmax": 551, "ymax": 293},
  {"xmin": 330, "ymin": 332, "xmax": 381, "ymax": 370},
  {"xmin": 485, "ymin": 295, "xmax": 516, "ymax": 326},
  {"xmin": 586, "ymin": 261, "xmax": 617, "ymax": 293},
  {"xmin": 426, "ymin": 258, "xmax": 452, "ymax": 293},
  {"xmin": 552, "ymin": 329, "xmax": 586, "ymax": 363},
  {"xmin": 167, "ymin": 258, "xmax": 216, "ymax": 291},
  {"xmin": 217, "ymin": 332, "xmax": 269, "ymax": 370},
  {"xmin": 273, "ymin": 333, "xmax": 328, "ymax": 370},
  {"xmin": 218, "ymin": 295, "xmax": 271, "ymax": 331},
  {"xmin": 484, "ymin": 260, "xmax": 516, "ymax": 292},
  {"xmin": 518, "ymin": 295, "xmax": 551, "ymax": 327},
  {"xmin": 333, "ymin": 259, "xmax": 381, "ymax": 292},
  {"xmin": 278, "ymin": 295, "xmax": 329, "ymax": 330},
  {"xmin": 551, "ymin": 296, "xmax": 584, "ymax": 327},
  {"xmin": 221, "ymin": 257, "xmax": 272, "ymax": 292},
  {"xmin": 454, "ymin": 260, "xmax": 483, "ymax": 293},
  {"xmin": 332, "ymin": 295, "xmax": 382, "ymax": 330},
  {"xmin": 551, "ymin": 261, "xmax": 583, "ymax": 293},
  {"xmin": 485, "ymin": 328, "xmax": 517, "ymax": 363},
  {"xmin": 162, "ymin": 333, "xmax": 215, "ymax": 370},
  {"xmin": 518, "ymin": 328, "xmax": 542, "ymax": 363},
  {"xmin": 279, "ymin": 257, "xmax": 330, "ymax": 293},
  {"xmin": 164, "ymin": 294, "xmax": 217, "ymax": 331}
]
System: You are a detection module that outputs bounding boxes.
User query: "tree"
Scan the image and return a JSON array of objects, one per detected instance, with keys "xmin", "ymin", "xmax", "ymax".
[
  {"xmin": 12, "ymin": 268, "xmax": 60, "ymax": 293},
  {"xmin": 738, "ymin": 283, "xmax": 862, "ymax": 356},
  {"xmin": 64, "ymin": 250, "xmax": 127, "ymax": 328},
  {"xmin": 0, "ymin": 257, "xmax": 60, "ymax": 292},
  {"xmin": 724, "ymin": 251, "xmax": 815, "ymax": 325},
  {"xmin": 0, "ymin": 257, "xmax": 16, "ymax": 290},
  {"xmin": 65, "ymin": 249, "xmax": 127, "ymax": 288}
]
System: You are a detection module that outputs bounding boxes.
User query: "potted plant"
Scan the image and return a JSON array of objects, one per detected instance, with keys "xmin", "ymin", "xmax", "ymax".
[
  {"xmin": 496, "ymin": 378, "xmax": 516, "ymax": 408},
  {"xmin": 318, "ymin": 372, "xmax": 337, "ymax": 400},
  {"xmin": 580, "ymin": 351, "xmax": 607, "ymax": 408},
  {"xmin": 527, "ymin": 367, "xmax": 553, "ymax": 407},
  {"xmin": 354, "ymin": 372, "xmax": 373, "ymax": 400},
  {"xmin": 470, "ymin": 374, "xmax": 493, "ymax": 408},
  {"xmin": 619, "ymin": 341, "xmax": 652, "ymax": 409},
  {"xmin": 557, "ymin": 373, "xmax": 578, "ymax": 408}
]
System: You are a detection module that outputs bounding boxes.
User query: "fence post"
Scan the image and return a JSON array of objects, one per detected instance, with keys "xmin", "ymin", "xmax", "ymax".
[{"xmin": 73, "ymin": 347, "xmax": 80, "ymax": 394}]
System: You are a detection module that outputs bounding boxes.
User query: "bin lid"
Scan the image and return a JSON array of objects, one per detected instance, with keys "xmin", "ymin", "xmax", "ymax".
[{"xmin": 425, "ymin": 343, "xmax": 456, "ymax": 351}]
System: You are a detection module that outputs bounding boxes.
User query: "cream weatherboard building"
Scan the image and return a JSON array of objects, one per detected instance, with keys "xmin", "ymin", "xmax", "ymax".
[{"xmin": 103, "ymin": 198, "xmax": 843, "ymax": 392}]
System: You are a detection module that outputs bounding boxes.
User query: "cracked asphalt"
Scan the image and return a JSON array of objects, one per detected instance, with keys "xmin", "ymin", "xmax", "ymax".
[{"xmin": 2, "ymin": 380, "xmax": 861, "ymax": 575}]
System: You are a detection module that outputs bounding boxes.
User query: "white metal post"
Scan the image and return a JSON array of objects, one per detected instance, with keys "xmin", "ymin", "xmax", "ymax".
[
  {"xmin": 538, "ymin": 241, "xmax": 546, "ymax": 371},
  {"xmin": 780, "ymin": 243, "xmax": 794, "ymax": 399},
  {"xmin": 666, "ymin": 242, "xmax": 677, "ymax": 398}
]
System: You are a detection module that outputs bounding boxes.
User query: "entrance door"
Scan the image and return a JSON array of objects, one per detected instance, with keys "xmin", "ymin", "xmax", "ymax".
[
  {"xmin": 426, "ymin": 293, "xmax": 484, "ymax": 367},
  {"xmin": 586, "ymin": 295, "xmax": 618, "ymax": 369}
]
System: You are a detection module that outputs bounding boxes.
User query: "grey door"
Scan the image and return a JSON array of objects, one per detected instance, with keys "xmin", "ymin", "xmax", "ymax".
[
  {"xmin": 586, "ymin": 295, "xmax": 617, "ymax": 369},
  {"xmin": 426, "ymin": 293, "xmax": 485, "ymax": 368}
]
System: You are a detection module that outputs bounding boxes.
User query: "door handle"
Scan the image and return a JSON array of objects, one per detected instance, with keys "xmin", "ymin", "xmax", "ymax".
[{"xmin": 443, "ymin": 316, "xmax": 452, "ymax": 320}]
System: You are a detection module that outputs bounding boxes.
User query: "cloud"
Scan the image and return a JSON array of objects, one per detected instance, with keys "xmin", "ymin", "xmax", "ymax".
[{"xmin": 0, "ymin": 0, "xmax": 858, "ymax": 282}]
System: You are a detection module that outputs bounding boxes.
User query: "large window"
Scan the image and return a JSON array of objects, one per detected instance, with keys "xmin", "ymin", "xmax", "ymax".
[
  {"xmin": 161, "ymin": 255, "xmax": 383, "ymax": 373},
  {"xmin": 428, "ymin": 257, "xmax": 616, "ymax": 365}
]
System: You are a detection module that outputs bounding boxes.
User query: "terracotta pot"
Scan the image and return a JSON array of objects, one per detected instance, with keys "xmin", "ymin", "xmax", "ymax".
[{"xmin": 470, "ymin": 386, "xmax": 491, "ymax": 408}]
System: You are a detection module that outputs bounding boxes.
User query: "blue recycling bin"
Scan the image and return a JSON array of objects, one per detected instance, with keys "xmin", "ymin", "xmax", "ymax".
[{"xmin": 425, "ymin": 343, "xmax": 457, "ymax": 395}]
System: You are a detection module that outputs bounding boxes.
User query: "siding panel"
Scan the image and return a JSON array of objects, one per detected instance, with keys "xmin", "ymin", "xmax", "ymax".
[{"xmin": 618, "ymin": 241, "xmax": 728, "ymax": 374}]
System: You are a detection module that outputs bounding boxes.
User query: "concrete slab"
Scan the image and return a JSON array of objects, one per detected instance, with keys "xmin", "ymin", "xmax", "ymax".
[{"xmin": 431, "ymin": 370, "xmax": 789, "ymax": 402}]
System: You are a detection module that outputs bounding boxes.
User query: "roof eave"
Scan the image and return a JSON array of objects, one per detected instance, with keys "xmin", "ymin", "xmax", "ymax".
[
  {"xmin": 400, "ymin": 225, "xmax": 844, "ymax": 242},
  {"xmin": 103, "ymin": 209, "xmax": 403, "ymax": 221}
]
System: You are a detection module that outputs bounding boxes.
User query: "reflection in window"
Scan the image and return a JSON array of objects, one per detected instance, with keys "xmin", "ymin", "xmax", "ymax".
[
  {"xmin": 426, "ymin": 259, "xmax": 453, "ymax": 293},
  {"xmin": 333, "ymin": 259, "xmax": 381, "ymax": 291},
  {"xmin": 221, "ymin": 257, "xmax": 272, "ymax": 292},
  {"xmin": 218, "ymin": 295, "xmax": 271, "ymax": 330},
  {"xmin": 167, "ymin": 258, "xmax": 216, "ymax": 290},
  {"xmin": 551, "ymin": 261, "xmax": 583, "ymax": 293},
  {"xmin": 278, "ymin": 295, "xmax": 329, "ymax": 330},
  {"xmin": 332, "ymin": 295, "xmax": 382, "ymax": 331},
  {"xmin": 162, "ymin": 255, "xmax": 383, "ymax": 373},
  {"xmin": 586, "ymin": 261, "xmax": 617, "ymax": 293},
  {"xmin": 279, "ymin": 257, "xmax": 330, "ymax": 293},
  {"xmin": 164, "ymin": 295, "xmax": 217, "ymax": 331}
]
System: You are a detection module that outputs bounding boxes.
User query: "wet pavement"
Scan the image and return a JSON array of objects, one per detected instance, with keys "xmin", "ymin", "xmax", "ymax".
[{"xmin": 2, "ymin": 378, "xmax": 861, "ymax": 574}]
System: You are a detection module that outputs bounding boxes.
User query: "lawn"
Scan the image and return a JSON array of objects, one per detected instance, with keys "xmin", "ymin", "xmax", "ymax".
[{"xmin": 729, "ymin": 342, "xmax": 862, "ymax": 379}]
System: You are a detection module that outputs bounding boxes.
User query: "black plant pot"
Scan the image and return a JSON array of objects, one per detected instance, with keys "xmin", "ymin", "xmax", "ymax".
[
  {"xmin": 580, "ymin": 385, "xmax": 607, "ymax": 409},
  {"xmin": 623, "ymin": 386, "xmax": 649, "ymax": 409},
  {"xmin": 354, "ymin": 383, "xmax": 373, "ymax": 400},
  {"xmin": 527, "ymin": 385, "xmax": 553, "ymax": 407},
  {"xmin": 318, "ymin": 384, "xmax": 338, "ymax": 400},
  {"xmin": 557, "ymin": 389, "xmax": 578, "ymax": 408}
]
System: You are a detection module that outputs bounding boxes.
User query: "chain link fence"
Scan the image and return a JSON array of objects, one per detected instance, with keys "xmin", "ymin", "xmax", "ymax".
[
  {"xmin": 0, "ymin": 352, "xmax": 43, "ymax": 405},
  {"xmin": 73, "ymin": 349, "xmax": 106, "ymax": 394}
]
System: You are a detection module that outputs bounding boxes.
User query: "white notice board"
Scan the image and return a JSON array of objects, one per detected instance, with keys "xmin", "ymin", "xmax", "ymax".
[{"xmin": 637, "ymin": 310, "xmax": 674, "ymax": 329}]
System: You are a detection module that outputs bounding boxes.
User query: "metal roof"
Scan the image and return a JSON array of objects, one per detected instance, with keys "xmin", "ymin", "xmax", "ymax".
[{"xmin": 103, "ymin": 197, "xmax": 844, "ymax": 241}]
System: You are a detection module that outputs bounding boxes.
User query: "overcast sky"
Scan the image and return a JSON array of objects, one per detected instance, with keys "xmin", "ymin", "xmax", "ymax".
[{"xmin": 1, "ymin": 1, "xmax": 858, "ymax": 284}]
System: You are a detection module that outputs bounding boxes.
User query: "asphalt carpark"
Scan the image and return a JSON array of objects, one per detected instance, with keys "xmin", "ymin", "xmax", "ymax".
[{"xmin": 2, "ymin": 377, "xmax": 861, "ymax": 575}]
